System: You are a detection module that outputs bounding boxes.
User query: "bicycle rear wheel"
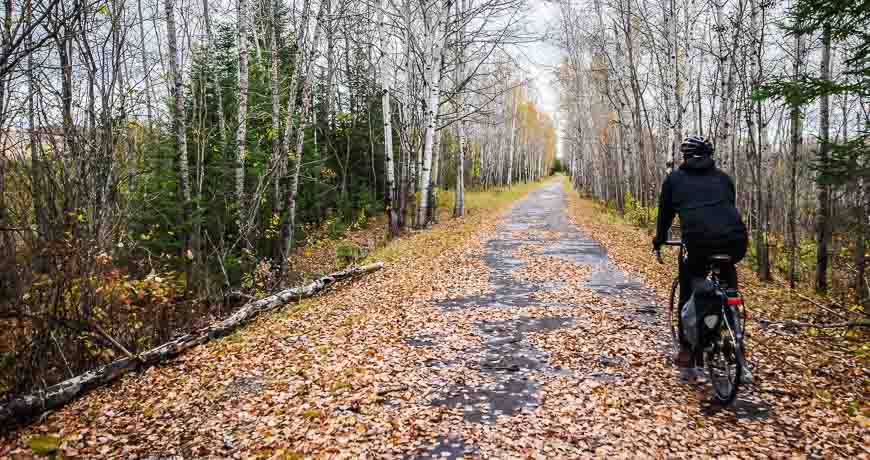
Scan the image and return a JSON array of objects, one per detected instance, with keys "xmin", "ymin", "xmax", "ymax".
[
  {"xmin": 706, "ymin": 310, "xmax": 744, "ymax": 405},
  {"xmin": 667, "ymin": 277, "xmax": 681, "ymax": 354}
]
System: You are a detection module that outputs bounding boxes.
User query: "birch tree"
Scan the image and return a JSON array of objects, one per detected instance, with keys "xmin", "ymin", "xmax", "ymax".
[
  {"xmin": 416, "ymin": 0, "xmax": 450, "ymax": 226},
  {"xmin": 237, "ymin": 0, "xmax": 250, "ymax": 208},
  {"xmin": 378, "ymin": 0, "xmax": 399, "ymax": 236},
  {"xmin": 166, "ymin": 0, "xmax": 193, "ymax": 275}
]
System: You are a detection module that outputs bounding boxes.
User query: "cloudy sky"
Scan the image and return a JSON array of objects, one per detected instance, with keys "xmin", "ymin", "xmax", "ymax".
[
  {"xmin": 511, "ymin": 0, "xmax": 565, "ymax": 154},
  {"xmin": 521, "ymin": 1, "xmax": 563, "ymax": 114}
]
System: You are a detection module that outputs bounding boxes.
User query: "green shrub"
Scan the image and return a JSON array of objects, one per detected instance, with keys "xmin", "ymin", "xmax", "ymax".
[
  {"xmin": 336, "ymin": 241, "xmax": 363, "ymax": 266},
  {"xmin": 328, "ymin": 219, "xmax": 348, "ymax": 239},
  {"xmin": 622, "ymin": 192, "xmax": 658, "ymax": 229}
]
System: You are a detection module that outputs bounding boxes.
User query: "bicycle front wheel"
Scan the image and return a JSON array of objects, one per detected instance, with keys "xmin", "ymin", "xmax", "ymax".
[
  {"xmin": 706, "ymin": 310, "xmax": 744, "ymax": 405},
  {"xmin": 667, "ymin": 277, "xmax": 681, "ymax": 354}
]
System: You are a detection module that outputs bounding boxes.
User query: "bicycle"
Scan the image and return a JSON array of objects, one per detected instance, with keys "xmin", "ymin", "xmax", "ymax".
[{"xmin": 656, "ymin": 240, "xmax": 748, "ymax": 405}]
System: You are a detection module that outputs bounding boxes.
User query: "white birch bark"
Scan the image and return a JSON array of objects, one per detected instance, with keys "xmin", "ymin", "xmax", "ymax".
[
  {"xmin": 281, "ymin": 0, "xmax": 312, "ymax": 161},
  {"xmin": 377, "ymin": 0, "xmax": 399, "ymax": 235},
  {"xmin": 715, "ymin": 0, "xmax": 730, "ymax": 157},
  {"xmin": 268, "ymin": 0, "xmax": 281, "ymax": 177},
  {"xmin": 416, "ymin": 0, "xmax": 448, "ymax": 227},
  {"xmin": 166, "ymin": 0, "xmax": 192, "ymax": 273},
  {"xmin": 671, "ymin": 0, "xmax": 681, "ymax": 159},
  {"xmin": 455, "ymin": 120, "xmax": 467, "ymax": 216},
  {"xmin": 237, "ymin": 0, "xmax": 249, "ymax": 206},
  {"xmin": 453, "ymin": 0, "xmax": 468, "ymax": 216},
  {"xmin": 166, "ymin": 0, "xmax": 191, "ymax": 207},
  {"xmin": 507, "ymin": 87, "xmax": 517, "ymax": 188}
]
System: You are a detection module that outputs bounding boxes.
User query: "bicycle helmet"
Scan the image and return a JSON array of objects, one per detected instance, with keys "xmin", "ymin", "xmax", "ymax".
[{"xmin": 680, "ymin": 135, "xmax": 713, "ymax": 159}]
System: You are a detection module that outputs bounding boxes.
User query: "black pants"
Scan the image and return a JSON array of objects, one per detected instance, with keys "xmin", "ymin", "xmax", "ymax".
[{"xmin": 677, "ymin": 238, "xmax": 747, "ymax": 347}]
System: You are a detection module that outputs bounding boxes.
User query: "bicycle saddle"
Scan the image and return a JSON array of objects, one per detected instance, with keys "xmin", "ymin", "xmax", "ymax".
[{"xmin": 708, "ymin": 254, "xmax": 732, "ymax": 263}]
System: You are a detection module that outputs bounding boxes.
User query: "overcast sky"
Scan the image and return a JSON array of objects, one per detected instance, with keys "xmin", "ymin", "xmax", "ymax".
[
  {"xmin": 511, "ymin": 0, "xmax": 564, "ymax": 155},
  {"xmin": 522, "ymin": 1, "xmax": 563, "ymax": 114}
]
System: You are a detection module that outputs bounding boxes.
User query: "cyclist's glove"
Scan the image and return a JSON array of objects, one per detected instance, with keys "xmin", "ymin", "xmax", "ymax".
[{"xmin": 651, "ymin": 239, "xmax": 662, "ymax": 252}]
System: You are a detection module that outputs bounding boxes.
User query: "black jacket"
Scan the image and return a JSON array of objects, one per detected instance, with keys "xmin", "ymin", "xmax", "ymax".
[{"xmin": 654, "ymin": 156, "xmax": 747, "ymax": 248}]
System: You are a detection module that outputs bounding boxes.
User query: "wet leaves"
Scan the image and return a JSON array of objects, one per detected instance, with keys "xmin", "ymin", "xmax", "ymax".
[{"xmin": 1, "ymin": 180, "xmax": 867, "ymax": 458}]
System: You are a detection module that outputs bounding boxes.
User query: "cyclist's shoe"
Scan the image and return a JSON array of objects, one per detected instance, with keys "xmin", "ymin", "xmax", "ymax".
[
  {"xmin": 690, "ymin": 368, "xmax": 707, "ymax": 384},
  {"xmin": 673, "ymin": 347, "xmax": 693, "ymax": 368},
  {"xmin": 678, "ymin": 367, "xmax": 707, "ymax": 385}
]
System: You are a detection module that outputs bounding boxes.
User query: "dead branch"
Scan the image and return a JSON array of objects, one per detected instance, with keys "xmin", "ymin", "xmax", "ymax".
[
  {"xmin": 758, "ymin": 319, "xmax": 870, "ymax": 329},
  {"xmin": 91, "ymin": 323, "xmax": 139, "ymax": 362},
  {"xmin": 796, "ymin": 293, "xmax": 852, "ymax": 322}
]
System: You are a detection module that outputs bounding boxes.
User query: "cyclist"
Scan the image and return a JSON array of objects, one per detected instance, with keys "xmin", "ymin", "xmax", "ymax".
[{"xmin": 652, "ymin": 135, "xmax": 748, "ymax": 369}]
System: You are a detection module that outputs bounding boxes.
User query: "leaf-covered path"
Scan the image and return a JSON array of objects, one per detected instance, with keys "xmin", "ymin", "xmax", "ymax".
[{"xmin": 3, "ymin": 180, "xmax": 867, "ymax": 458}]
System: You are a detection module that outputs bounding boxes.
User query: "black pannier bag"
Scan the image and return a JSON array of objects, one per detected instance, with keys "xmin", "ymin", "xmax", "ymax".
[{"xmin": 681, "ymin": 279, "xmax": 723, "ymax": 348}]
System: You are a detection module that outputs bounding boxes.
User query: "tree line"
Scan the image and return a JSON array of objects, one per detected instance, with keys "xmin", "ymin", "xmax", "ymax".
[
  {"xmin": 0, "ymin": 0, "xmax": 555, "ymax": 399},
  {"xmin": 559, "ymin": 0, "xmax": 869, "ymax": 303}
]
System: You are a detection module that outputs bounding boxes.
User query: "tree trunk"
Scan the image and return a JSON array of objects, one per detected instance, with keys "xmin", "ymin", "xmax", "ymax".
[
  {"xmin": 280, "ymin": 0, "xmax": 312, "ymax": 166},
  {"xmin": 715, "ymin": 0, "xmax": 732, "ymax": 168},
  {"xmin": 745, "ymin": 0, "xmax": 769, "ymax": 281},
  {"xmin": 237, "ymin": 0, "xmax": 249, "ymax": 209},
  {"xmin": 622, "ymin": 2, "xmax": 645, "ymax": 206},
  {"xmin": 454, "ymin": 121, "xmax": 467, "ymax": 217},
  {"xmin": 268, "ymin": 0, "xmax": 281, "ymax": 195},
  {"xmin": 815, "ymin": 25, "xmax": 832, "ymax": 293},
  {"xmin": 429, "ymin": 127, "xmax": 442, "ymax": 223},
  {"xmin": 166, "ymin": 0, "xmax": 193, "ymax": 283},
  {"xmin": 377, "ymin": 0, "xmax": 400, "ymax": 237},
  {"xmin": 789, "ymin": 29, "xmax": 803, "ymax": 289},
  {"xmin": 264, "ymin": 0, "xmax": 282, "ymax": 260},
  {"xmin": 507, "ymin": 88, "xmax": 517, "ymax": 189},
  {"xmin": 416, "ymin": 1, "xmax": 448, "ymax": 228}
]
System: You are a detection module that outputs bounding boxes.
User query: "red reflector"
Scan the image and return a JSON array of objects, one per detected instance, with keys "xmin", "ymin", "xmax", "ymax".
[{"xmin": 727, "ymin": 298, "xmax": 743, "ymax": 305}]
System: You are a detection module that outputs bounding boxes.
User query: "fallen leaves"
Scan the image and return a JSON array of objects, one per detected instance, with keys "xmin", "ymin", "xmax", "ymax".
[
  {"xmin": 2, "ymin": 179, "xmax": 867, "ymax": 459},
  {"xmin": 563, "ymin": 181, "xmax": 870, "ymax": 457}
]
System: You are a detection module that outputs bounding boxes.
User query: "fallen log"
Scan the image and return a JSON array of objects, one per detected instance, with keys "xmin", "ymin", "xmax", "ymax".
[{"xmin": 0, "ymin": 262, "xmax": 383, "ymax": 428}]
